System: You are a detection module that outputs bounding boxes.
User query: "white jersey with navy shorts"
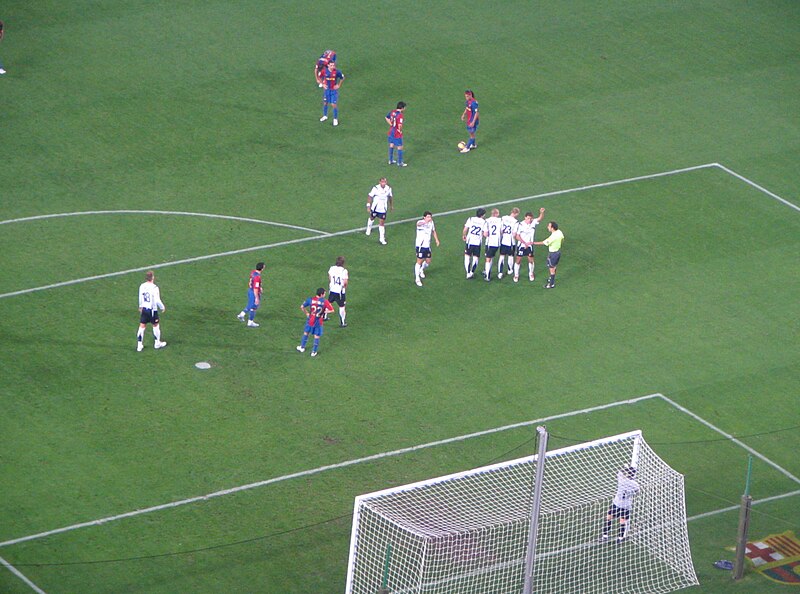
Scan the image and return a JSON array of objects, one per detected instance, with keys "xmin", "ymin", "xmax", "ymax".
[
  {"xmin": 500, "ymin": 215, "xmax": 518, "ymax": 255},
  {"xmin": 368, "ymin": 184, "xmax": 393, "ymax": 217},
  {"xmin": 139, "ymin": 281, "xmax": 164, "ymax": 324},
  {"xmin": 416, "ymin": 219, "xmax": 436, "ymax": 258},
  {"xmin": 609, "ymin": 470, "xmax": 640, "ymax": 518},
  {"xmin": 484, "ymin": 216, "xmax": 502, "ymax": 258},
  {"xmin": 328, "ymin": 265, "xmax": 348, "ymax": 305},
  {"xmin": 464, "ymin": 216, "xmax": 486, "ymax": 256},
  {"xmin": 515, "ymin": 219, "xmax": 539, "ymax": 257}
]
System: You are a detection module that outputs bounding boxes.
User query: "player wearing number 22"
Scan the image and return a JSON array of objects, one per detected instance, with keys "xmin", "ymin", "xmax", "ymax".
[{"xmin": 297, "ymin": 288, "xmax": 335, "ymax": 357}]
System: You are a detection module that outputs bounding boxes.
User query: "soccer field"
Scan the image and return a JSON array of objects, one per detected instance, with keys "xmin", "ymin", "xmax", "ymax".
[{"xmin": 1, "ymin": 1, "xmax": 799, "ymax": 593}]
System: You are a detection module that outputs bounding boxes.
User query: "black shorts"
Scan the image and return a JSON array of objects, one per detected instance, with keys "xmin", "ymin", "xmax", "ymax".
[
  {"xmin": 484, "ymin": 245, "xmax": 499, "ymax": 258},
  {"xmin": 139, "ymin": 309, "xmax": 160, "ymax": 325},
  {"xmin": 370, "ymin": 210, "xmax": 387, "ymax": 220},
  {"xmin": 607, "ymin": 504, "xmax": 631, "ymax": 520},
  {"xmin": 464, "ymin": 244, "xmax": 481, "ymax": 257},
  {"xmin": 500, "ymin": 244, "xmax": 515, "ymax": 256},
  {"xmin": 516, "ymin": 245, "xmax": 533, "ymax": 258},
  {"xmin": 416, "ymin": 246, "xmax": 432, "ymax": 259},
  {"xmin": 546, "ymin": 251, "xmax": 561, "ymax": 268},
  {"xmin": 328, "ymin": 292, "xmax": 346, "ymax": 306}
]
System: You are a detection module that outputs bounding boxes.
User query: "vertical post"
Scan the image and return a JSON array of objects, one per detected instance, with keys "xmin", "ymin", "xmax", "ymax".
[
  {"xmin": 733, "ymin": 456, "xmax": 753, "ymax": 580},
  {"xmin": 377, "ymin": 543, "xmax": 392, "ymax": 594},
  {"xmin": 522, "ymin": 426, "xmax": 549, "ymax": 594}
]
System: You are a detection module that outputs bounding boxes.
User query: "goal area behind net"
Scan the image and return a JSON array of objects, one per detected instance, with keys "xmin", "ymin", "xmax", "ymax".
[{"xmin": 345, "ymin": 430, "xmax": 698, "ymax": 594}]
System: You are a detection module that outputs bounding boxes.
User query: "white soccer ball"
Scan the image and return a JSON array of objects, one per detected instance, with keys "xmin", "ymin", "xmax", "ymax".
[{"xmin": 457, "ymin": 141, "xmax": 466, "ymax": 151}]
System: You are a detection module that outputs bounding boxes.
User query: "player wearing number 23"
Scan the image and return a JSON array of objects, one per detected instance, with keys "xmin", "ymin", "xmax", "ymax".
[{"xmin": 297, "ymin": 288, "xmax": 335, "ymax": 357}]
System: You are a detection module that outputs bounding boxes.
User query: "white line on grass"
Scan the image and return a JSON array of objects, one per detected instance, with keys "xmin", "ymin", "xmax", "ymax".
[
  {"xmin": 0, "ymin": 555, "xmax": 48, "ymax": 594},
  {"xmin": 688, "ymin": 489, "xmax": 800, "ymax": 522},
  {"xmin": 0, "ymin": 210, "xmax": 330, "ymax": 235},
  {"xmin": 0, "ymin": 393, "xmax": 663, "ymax": 549},
  {"xmin": 714, "ymin": 164, "xmax": 800, "ymax": 212},
  {"xmin": 0, "ymin": 163, "xmax": 720, "ymax": 301},
  {"xmin": 658, "ymin": 395, "xmax": 800, "ymax": 485}
]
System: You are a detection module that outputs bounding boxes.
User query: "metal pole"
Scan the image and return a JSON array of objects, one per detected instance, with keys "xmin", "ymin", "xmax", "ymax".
[
  {"xmin": 522, "ymin": 426, "xmax": 549, "ymax": 594},
  {"xmin": 733, "ymin": 456, "xmax": 754, "ymax": 580}
]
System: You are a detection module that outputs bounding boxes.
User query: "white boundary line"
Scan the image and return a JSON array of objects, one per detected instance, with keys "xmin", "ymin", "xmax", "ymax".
[
  {"xmin": 2, "ymin": 391, "xmax": 798, "ymax": 552},
  {"xmin": 0, "ymin": 556, "xmax": 48, "ymax": 594},
  {"xmin": 0, "ymin": 393, "xmax": 663, "ymax": 549},
  {"xmin": 0, "ymin": 210, "xmax": 330, "ymax": 235},
  {"xmin": 0, "ymin": 163, "xmax": 721, "ymax": 301},
  {"xmin": 688, "ymin": 489, "xmax": 800, "ymax": 522},
  {"xmin": 3, "ymin": 161, "xmax": 796, "ymax": 302}
]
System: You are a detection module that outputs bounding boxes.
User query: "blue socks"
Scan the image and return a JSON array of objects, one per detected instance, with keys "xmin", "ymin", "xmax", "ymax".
[{"xmin": 398, "ymin": 149, "xmax": 404, "ymax": 164}]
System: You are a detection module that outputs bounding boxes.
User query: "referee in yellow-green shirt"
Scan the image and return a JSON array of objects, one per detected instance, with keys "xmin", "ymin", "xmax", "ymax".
[{"xmin": 534, "ymin": 221, "xmax": 564, "ymax": 289}]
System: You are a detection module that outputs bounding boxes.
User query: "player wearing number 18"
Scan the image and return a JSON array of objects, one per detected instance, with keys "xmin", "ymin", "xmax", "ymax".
[{"xmin": 297, "ymin": 288, "xmax": 335, "ymax": 357}]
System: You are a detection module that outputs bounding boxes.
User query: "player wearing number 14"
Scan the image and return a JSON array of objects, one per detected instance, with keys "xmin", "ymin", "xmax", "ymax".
[{"xmin": 328, "ymin": 256, "xmax": 349, "ymax": 327}]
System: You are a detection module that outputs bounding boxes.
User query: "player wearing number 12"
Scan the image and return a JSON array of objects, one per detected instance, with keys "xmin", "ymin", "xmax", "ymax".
[
  {"xmin": 297, "ymin": 288, "xmax": 335, "ymax": 357},
  {"xmin": 328, "ymin": 256, "xmax": 349, "ymax": 327}
]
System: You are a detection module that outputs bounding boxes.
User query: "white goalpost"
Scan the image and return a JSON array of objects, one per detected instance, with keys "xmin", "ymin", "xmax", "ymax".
[{"xmin": 345, "ymin": 430, "xmax": 698, "ymax": 594}]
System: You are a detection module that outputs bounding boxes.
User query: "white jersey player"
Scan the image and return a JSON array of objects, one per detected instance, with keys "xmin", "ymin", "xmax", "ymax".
[
  {"xmin": 482, "ymin": 208, "xmax": 503, "ymax": 281},
  {"xmin": 602, "ymin": 467, "xmax": 640, "ymax": 542},
  {"xmin": 498, "ymin": 207, "xmax": 520, "ymax": 279},
  {"xmin": 366, "ymin": 177, "xmax": 393, "ymax": 245},
  {"xmin": 513, "ymin": 207, "xmax": 545, "ymax": 282},
  {"xmin": 414, "ymin": 211, "xmax": 440, "ymax": 286},
  {"xmin": 462, "ymin": 207, "xmax": 487, "ymax": 279},
  {"xmin": 137, "ymin": 270, "xmax": 167, "ymax": 351},
  {"xmin": 328, "ymin": 256, "xmax": 349, "ymax": 327}
]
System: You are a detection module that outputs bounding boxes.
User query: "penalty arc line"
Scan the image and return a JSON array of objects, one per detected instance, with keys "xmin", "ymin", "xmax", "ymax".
[
  {"xmin": 0, "ymin": 393, "xmax": 664, "ymax": 549},
  {"xmin": 0, "ymin": 210, "xmax": 330, "ymax": 236},
  {"xmin": 0, "ymin": 163, "xmax": 719, "ymax": 301}
]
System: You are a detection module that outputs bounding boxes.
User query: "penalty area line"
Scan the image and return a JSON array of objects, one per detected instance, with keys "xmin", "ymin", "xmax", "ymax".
[
  {"xmin": 0, "ymin": 163, "xmax": 718, "ymax": 301},
  {"xmin": 0, "ymin": 555, "xmax": 48, "ymax": 594},
  {"xmin": 0, "ymin": 393, "xmax": 663, "ymax": 549}
]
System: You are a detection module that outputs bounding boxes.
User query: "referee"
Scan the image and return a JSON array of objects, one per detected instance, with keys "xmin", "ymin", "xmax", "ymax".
[{"xmin": 534, "ymin": 221, "xmax": 564, "ymax": 289}]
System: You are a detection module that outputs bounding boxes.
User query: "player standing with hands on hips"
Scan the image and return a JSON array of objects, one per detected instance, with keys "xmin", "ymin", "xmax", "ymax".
[
  {"xmin": 137, "ymin": 271, "xmax": 167, "ymax": 352},
  {"xmin": 386, "ymin": 101, "xmax": 407, "ymax": 166},
  {"xmin": 319, "ymin": 61, "xmax": 344, "ymax": 126},
  {"xmin": 366, "ymin": 177, "xmax": 393, "ymax": 245}
]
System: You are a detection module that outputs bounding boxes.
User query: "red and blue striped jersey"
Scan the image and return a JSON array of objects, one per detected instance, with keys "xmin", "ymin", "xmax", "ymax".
[
  {"xmin": 249, "ymin": 270, "xmax": 262, "ymax": 296},
  {"xmin": 386, "ymin": 109, "xmax": 404, "ymax": 137}
]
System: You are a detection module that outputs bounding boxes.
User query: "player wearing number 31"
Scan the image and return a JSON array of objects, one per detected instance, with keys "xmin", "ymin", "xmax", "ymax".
[
  {"xmin": 137, "ymin": 271, "xmax": 166, "ymax": 352},
  {"xmin": 297, "ymin": 288, "xmax": 335, "ymax": 357}
]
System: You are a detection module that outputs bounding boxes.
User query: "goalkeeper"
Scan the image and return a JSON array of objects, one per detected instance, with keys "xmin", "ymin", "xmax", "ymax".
[{"xmin": 602, "ymin": 466, "xmax": 640, "ymax": 542}]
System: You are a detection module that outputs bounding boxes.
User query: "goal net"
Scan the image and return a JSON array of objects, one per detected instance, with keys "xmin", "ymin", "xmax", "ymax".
[{"xmin": 345, "ymin": 430, "xmax": 698, "ymax": 594}]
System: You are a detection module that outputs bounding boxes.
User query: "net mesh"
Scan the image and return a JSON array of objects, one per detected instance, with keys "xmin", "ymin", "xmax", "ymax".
[{"xmin": 346, "ymin": 431, "xmax": 698, "ymax": 594}]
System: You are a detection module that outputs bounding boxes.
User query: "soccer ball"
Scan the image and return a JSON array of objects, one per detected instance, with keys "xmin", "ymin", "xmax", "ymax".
[{"xmin": 457, "ymin": 141, "xmax": 466, "ymax": 151}]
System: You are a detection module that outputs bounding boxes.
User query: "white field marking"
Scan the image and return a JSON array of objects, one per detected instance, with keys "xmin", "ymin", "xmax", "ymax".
[
  {"xmin": 0, "ymin": 163, "xmax": 719, "ymax": 301},
  {"xmin": 0, "ymin": 210, "xmax": 330, "ymax": 235},
  {"xmin": 714, "ymin": 164, "xmax": 800, "ymax": 212},
  {"xmin": 0, "ymin": 555, "xmax": 48, "ymax": 594},
  {"xmin": 688, "ymin": 489, "xmax": 800, "ymax": 522},
  {"xmin": 0, "ymin": 393, "xmax": 663, "ymax": 549},
  {"xmin": 657, "ymin": 394, "xmax": 800, "ymax": 486}
]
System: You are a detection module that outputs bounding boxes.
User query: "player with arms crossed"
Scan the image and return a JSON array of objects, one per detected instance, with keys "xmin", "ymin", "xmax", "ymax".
[
  {"xmin": 365, "ymin": 177, "xmax": 393, "ymax": 245},
  {"xmin": 328, "ymin": 256, "xmax": 349, "ymax": 327},
  {"xmin": 482, "ymin": 208, "xmax": 503, "ymax": 281},
  {"xmin": 237, "ymin": 262, "xmax": 265, "ymax": 327},
  {"xmin": 462, "ymin": 208, "xmax": 487, "ymax": 279},
  {"xmin": 414, "ymin": 211, "xmax": 440, "ymax": 287},
  {"xmin": 534, "ymin": 221, "xmax": 565, "ymax": 289},
  {"xmin": 460, "ymin": 90, "xmax": 479, "ymax": 152},
  {"xmin": 297, "ymin": 288, "xmax": 335, "ymax": 357},
  {"xmin": 137, "ymin": 271, "xmax": 167, "ymax": 351},
  {"xmin": 498, "ymin": 207, "xmax": 520, "ymax": 279},
  {"xmin": 513, "ymin": 208, "xmax": 545, "ymax": 283},
  {"xmin": 602, "ymin": 466, "xmax": 640, "ymax": 543},
  {"xmin": 386, "ymin": 101, "xmax": 407, "ymax": 166},
  {"xmin": 314, "ymin": 49, "xmax": 336, "ymax": 87},
  {"xmin": 319, "ymin": 61, "xmax": 344, "ymax": 126}
]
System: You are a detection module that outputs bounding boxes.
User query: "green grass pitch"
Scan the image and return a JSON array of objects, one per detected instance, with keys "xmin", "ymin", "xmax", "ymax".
[{"xmin": 1, "ymin": 1, "xmax": 799, "ymax": 592}]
